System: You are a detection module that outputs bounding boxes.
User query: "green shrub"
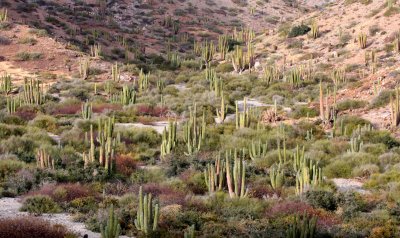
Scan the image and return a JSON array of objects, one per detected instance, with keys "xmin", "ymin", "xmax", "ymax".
[
  {"xmin": 290, "ymin": 106, "xmax": 318, "ymax": 119},
  {"xmin": 0, "ymin": 159, "xmax": 25, "ymax": 181},
  {"xmin": 15, "ymin": 52, "xmax": 43, "ymax": 61},
  {"xmin": 369, "ymin": 90, "xmax": 394, "ymax": 109},
  {"xmin": 21, "ymin": 195, "xmax": 61, "ymax": 215},
  {"xmin": 324, "ymin": 160, "xmax": 353, "ymax": 178},
  {"xmin": 305, "ymin": 190, "xmax": 338, "ymax": 211},
  {"xmin": 337, "ymin": 99, "xmax": 367, "ymax": 112},
  {"xmin": 30, "ymin": 115, "xmax": 58, "ymax": 133},
  {"xmin": 288, "ymin": 25, "xmax": 311, "ymax": 38}
]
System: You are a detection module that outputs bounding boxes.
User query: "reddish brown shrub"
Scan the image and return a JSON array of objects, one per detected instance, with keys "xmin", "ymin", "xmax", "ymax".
[
  {"xmin": 136, "ymin": 104, "xmax": 168, "ymax": 117},
  {"xmin": 142, "ymin": 183, "xmax": 186, "ymax": 206},
  {"xmin": 15, "ymin": 106, "xmax": 38, "ymax": 121},
  {"xmin": 26, "ymin": 183, "xmax": 92, "ymax": 203},
  {"xmin": 248, "ymin": 184, "xmax": 281, "ymax": 199},
  {"xmin": 49, "ymin": 104, "xmax": 81, "ymax": 115},
  {"xmin": 266, "ymin": 201, "xmax": 339, "ymax": 228},
  {"xmin": 92, "ymin": 104, "xmax": 122, "ymax": 113},
  {"xmin": 115, "ymin": 155, "xmax": 137, "ymax": 177},
  {"xmin": 0, "ymin": 217, "xmax": 77, "ymax": 238}
]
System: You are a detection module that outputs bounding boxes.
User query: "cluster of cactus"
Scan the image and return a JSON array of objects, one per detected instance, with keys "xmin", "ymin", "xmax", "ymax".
[
  {"xmin": 218, "ymin": 35, "xmax": 229, "ymax": 60},
  {"xmin": 225, "ymin": 150, "xmax": 248, "ymax": 198},
  {"xmin": 262, "ymin": 66, "xmax": 280, "ymax": 85},
  {"xmin": 36, "ymin": 148, "xmax": 54, "ymax": 169},
  {"xmin": 193, "ymin": 40, "xmax": 202, "ymax": 56},
  {"xmin": 160, "ymin": 121, "xmax": 177, "ymax": 158},
  {"xmin": 83, "ymin": 125, "xmax": 96, "ymax": 168},
  {"xmin": 201, "ymin": 41, "xmax": 216, "ymax": 67},
  {"xmin": 348, "ymin": 135, "xmax": 363, "ymax": 153},
  {"xmin": 390, "ymin": 87, "xmax": 400, "ymax": 127},
  {"xmin": 232, "ymin": 27, "xmax": 255, "ymax": 44},
  {"xmin": 331, "ymin": 68, "xmax": 346, "ymax": 85},
  {"xmin": 157, "ymin": 79, "xmax": 165, "ymax": 94},
  {"xmin": 105, "ymin": 81, "xmax": 113, "ymax": 98},
  {"xmin": 248, "ymin": 140, "xmax": 268, "ymax": 160},
  {"xmin": 358, "ymin": 32, "xmax": 367, "ymax": 49},
  {"xmin": 204, "ymin": 154, "xmax": 226, "ymax": 193},
  {"xmin": 23, "ymin": 78, "xmax": 44, "ymax": 105},
  {"xmin": 319, "ymin": 82, "xmax": 334, "ymax": 123},
  {"xmin": 111, "ymin": 63, "xmax": 120, "ymax": 82},
  {"xmin": 167, "ymin": 51, "xmax": 181, "ymax": 68},
  {"xmin": 79, "ymin": 58, "xmax": 90, "ymax": 80},
  {"xmin": 387, "ymin": 0, "xmax": 395, "ymax": 9},
  {"xmin": 162, "ymin": 15, "xmax": 179, "ymax": 34},
  {"xmin": 184, "ymin": 225, "xmax": 195, "ymax": 238},
  {"xmin": 216, "ymin": 95, "xmax": 227, "ymax": 123},
  {"xmin": 295, "ymin": 159, "xmax": 322, "ymax": 195},
  {"xmin": 299, "ymin": 61, "xmax": 314, "ymax": 82},
  {"xmin": 394, "ymin": 32, "xmax": 400, "ymax": 53},
  {"xmin": 81, "ymin": 101, "xmax": 92, "ymax": 119},
  {"xmin": 0, "ymin": 73, "xmax": 12, "ymax": 95},
  {"xmin": 184, "ymin": 104, "xmax": 206, "ymax": 155},
  {"xmin": 6, "ymin": 96, "xmax": 20, "ymax": 114},
  {"xmin": 310, "ymin": 20, "xmax": 319, "ymax": 39},
  {"xmin": 134, "ymin": 186, "xmax": 159, "ymax": 234},
  {"xmin": 231, "ymin": 44, "xmax": 254, "ymax": 74},
  {"xmin": 120, "ymin": 85, "xmax": 136, "ymax": 105},
  {"xmin": 96, "ymin": 117, "xmax": 116, "ymax": 173},
  {"xmin": 270, "ymin": 163, "xmax": 285, "ymax": 190},
  {"xmin": 90, "ymin": 44, "xmax": 102, "ymax": 58},
  {"xmin": 0, "ymin": 8, "xmax": 7, "ymax": 22},
  {"xmin": 138, "ymin": 69, "xmax": 150, "ymax": 92},
  {"xmin": 287, "ymin": 68, "xmax": 302, "ymax": 88},
  {"xmin": 277, "ymin": 139, "xmax": 288, "ymax": 164},
  {"xmin": 101, "ymin": 205, "xmax": 121, "ymax": 238},
  {"xmin": 235, "ymin": 98, "xmax": 250, "ymax": 129},
  {"xmin": 286, "ymin": 213, "xmax": 317, "ymax": 238}
]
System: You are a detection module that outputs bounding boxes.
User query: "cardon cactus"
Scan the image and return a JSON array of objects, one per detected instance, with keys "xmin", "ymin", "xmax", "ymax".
[
  {"xmin": 101, "ymin": 205, "xmax": 120, "ymax": 238},
  {"xmin": 160, "ymin": 121, "xmax": 177, "ymax": 158},
  {"xmin": 134, "ymin": 186, "xmax": 159, "ymax": 234},
  {"xmin": 270, "ymin": 163, "xmax": 285, "ymax": 190},
  {"xmin": 286, "ymin": 213, "xmax": 317, "ymax": 238},
  {"xmin": 225, "ymin": 150, "xmax": 248, "ymax": 198}
]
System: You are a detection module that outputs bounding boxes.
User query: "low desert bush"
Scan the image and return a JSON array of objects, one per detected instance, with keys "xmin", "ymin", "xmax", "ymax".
[
  {"xmin": 21, "ymin": 195, "xmax": 61, "ymax": 214},
  {"xmin": 0, "ymin": 217, "xmax": 77, "ymax": 238}
]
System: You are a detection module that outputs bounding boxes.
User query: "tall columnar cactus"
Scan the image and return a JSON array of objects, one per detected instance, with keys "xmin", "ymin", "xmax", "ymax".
[
  {"xmin": 218, "ymin": 35, "xmax": 229, "ymax": 60},
  {"xmin": 90, "ymin": 44, "xmax": 102, "ymax": 58},
  {"xmin": 6, "ymin": 96, "xmax": 20, "ymax": 114},
  {"xmin": 394, "ymin": 32, "xmax": 400, "ymax": 53},
  {"xmin": 193, "ymin": 40, "xmax": 202, "ymax": 56},
  {"xmin": 270, "ymin": 163, "xmax": 285, "ymax": 190},
  {"xmin": 120, "ymin": 85, "xmax": 136, "ymax": 105},
  {"xmin": 286, "ymin": 213, "xmax": 317, "ymax": 238},
  {"xmin": 138, "ymin": 69, "xmax": 150, "ymax": 92},
  {"xmin": 79, "ymin": 58, "xmax": 90, "ymax": 80},
  {"xmin": 201, "ymin": 40, "xmax": 216, "ymax": 67},
  {"xmin": 225, "ymin": 150, "xmax": 248, "ymax": 199},
  {"xmin": 310, "ymin": 20, "xmax": 319, "ymax": 39},
  {"xmin": 235, "ymin": 98, "xmax": 250, "ymax": 129},
  {"xmin": 81, "ymin": 101, "xmax": 92, "ymax": 119},
  {"xmin": 287, "ymin": 68, "xmax": 302, "ymax": 88},
  {"xmin": 249, "ymin": 140, "xmax": 268, "ymax": 160},
  {"xmin": 204, "ymin": 154, "xmax": 226, "ymax": 193},
  {"xmin": 232, "ymin": 27, "xmax": 255, "ymax": 45},
  {"xmin": 263, "ymin": 66, "xmax": 280, "ymax": 85},
  {"xmin": 205, "ymin": 65, "xmax": 217, "ymax": 83},
  {"xmin": 184, "ymin": 104, "xmax": 206, "ymax": 155},
  {"xmin": 23, "ymin": 78, "xmax": 44, "ymax": 105},
  {"xmin": 36, "ymin": 148, "xmax": 54, "ymax": 169},
  {"xmin": 160, "ymin": 121, "xmax": 177, "ymax": 158},
  {"xmin": 184, "ymin": 225, "xmax": 195, "ymax": 238},
  {"xmin": 331, "ymin": 68, "xmax": 346, "ymax": 85},
  {"xmin": 134, "ymin": 186, "xmax": 159, "ymax": 234},
  {"xmin": 216, "ymin": 95, "xmax": 227, "ymax": 123},
  {"xmin": 0, "ymin": 73, "xmax": 12, "ymax": 95},
  {"xmin": 348, "ymin": 135, "xmax": 363, "ymax": 153},
  {"xmin": 0, "ymin": 8, "xmax": 7, "ymax": 22},
  {"xmin": 97, "ymin": 117, "xmax": 116, "ymax": 173},
  {"xmin": 390, "ymin": 87, "xmax": 400, "ymax": 127},
  {"xmin": 319, "ymin": 82, "xmax": 333, "ymax": 123},
  {"xmin": 231, "ymin": 45, "xmax": 247, "ymax": 74},
  {"xmin": 157, "ymin": 79, "xmax": 165, "ymax": 94},
  {"xmin": 167, "ymin": 52, "xmax": 182, "ymax": 68},
  {"xmin": 295, "ymin": 159, "xmax": 322, "ymax": 195},
  {"xmin": 358, "ymin": 32, "xmax": 367, "ymax": 49},
  {"xmin": 101, "ymin": 205, "xmax": 121, "ymax": 238},
  {"xmin": 111, "ymin": 63, "xmax": 120, "ymax": 82}
]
